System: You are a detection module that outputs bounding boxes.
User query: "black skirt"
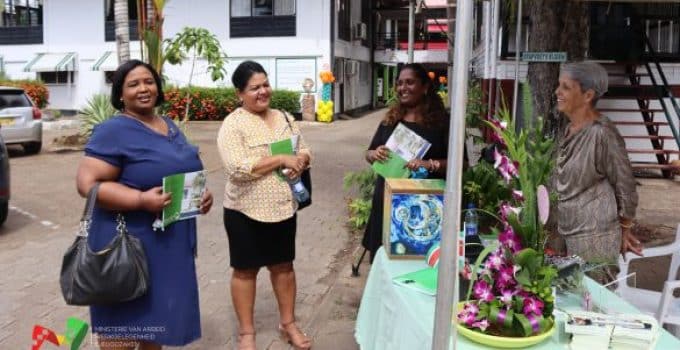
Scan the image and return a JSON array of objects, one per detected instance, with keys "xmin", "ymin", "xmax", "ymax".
[{"xmin": 223, "ymin": 207, "xmax": 296, "ymax": 269}]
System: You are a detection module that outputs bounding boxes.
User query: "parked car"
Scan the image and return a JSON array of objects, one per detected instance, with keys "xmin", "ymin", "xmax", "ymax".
[
  {"xmin": 0, "ymin": 86, "xmax": 43, "ymax": 154},
  {"xmin": 0, "ymin": 133, "xmax": 9, "ymax": 225}
]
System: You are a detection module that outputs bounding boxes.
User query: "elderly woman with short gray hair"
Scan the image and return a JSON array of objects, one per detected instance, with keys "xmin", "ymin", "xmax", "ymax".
[{"xmin": 554, "ymin": 61, "xmax": 641, "ymax": 274}]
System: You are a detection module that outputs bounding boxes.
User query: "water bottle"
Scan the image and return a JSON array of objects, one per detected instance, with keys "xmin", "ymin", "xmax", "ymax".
[
  {"xmin": 281, "ymin": 169, "xmax": 310, "ymax": 203},
  {"xmin": 464, "ymin": 203, "xmax": 479, "ymax": 237}
]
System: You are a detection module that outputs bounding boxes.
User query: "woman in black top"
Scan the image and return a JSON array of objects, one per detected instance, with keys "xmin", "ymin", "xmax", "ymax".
[{"xmin": 362, "ymin": 63, "xmax": 450, "ymax": 261}]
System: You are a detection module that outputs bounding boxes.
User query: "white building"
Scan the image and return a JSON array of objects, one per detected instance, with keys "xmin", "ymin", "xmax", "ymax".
[{"xmin": 0, "ymin": 0, "xmax": 374, "ymax": 116}]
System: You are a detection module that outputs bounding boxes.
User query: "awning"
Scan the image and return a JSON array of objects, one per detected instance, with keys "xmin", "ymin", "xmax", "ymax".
[
  {"xmin": 91, "ymin": 51, "xmax": 141, "ymax": 71},
  {"xmin": 23, "ymin": 52, "xmax": 76, "ymax": 72}
]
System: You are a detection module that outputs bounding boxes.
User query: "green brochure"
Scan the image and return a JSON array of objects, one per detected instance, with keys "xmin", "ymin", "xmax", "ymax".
[
  {"xmin": 162, "ymin": 170, "xmax": 207, "ymax": 228},
  {"xmin": 269, "ymin": 137, "xmax": 297, "ymax": 180},
  {"xmin": 371, "ymin": 151, "xmax": 409, "ymax": 179},
  {"xmin": 269, "ymin": 137, "xmax": 295, "ymax": 156},
  {"xmin": 392, "ymin": 267, "xmax": 438, "ymax": 296}
]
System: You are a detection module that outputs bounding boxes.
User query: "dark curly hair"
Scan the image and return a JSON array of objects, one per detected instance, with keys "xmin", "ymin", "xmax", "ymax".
[
  {"xmin": 383, "ymin": 63, "xmax": 447, "ymax": 128},
  {"xmin": 110, "ymin": 59, "xmax": 165, "ymax": 110}
]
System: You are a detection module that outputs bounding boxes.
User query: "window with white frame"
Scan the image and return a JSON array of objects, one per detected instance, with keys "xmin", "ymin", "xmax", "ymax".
[
  {"xmin": 230, "ymin": 0, "xmax": 296, "ymax": 37},
  {"xmin": 39, "ymin": 71, "xmax": 74, "ymax": 85},
  {"xmin": 231, "ymin": 0, "xmax": 295, "ymax": 17}
]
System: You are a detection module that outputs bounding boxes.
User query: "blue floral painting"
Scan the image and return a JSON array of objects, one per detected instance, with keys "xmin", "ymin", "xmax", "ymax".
[{"xmin": 389, "ymin": 193, "xmax": 444, "ymax": 256}]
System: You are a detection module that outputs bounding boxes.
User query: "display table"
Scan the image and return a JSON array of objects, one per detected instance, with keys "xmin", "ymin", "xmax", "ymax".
[{"xmin": 355, "ymin": 247, "xmax": 680, "ymax": 350}]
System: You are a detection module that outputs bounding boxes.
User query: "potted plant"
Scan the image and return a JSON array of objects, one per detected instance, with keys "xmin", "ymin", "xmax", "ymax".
[{"xmin": 456, "ymin": 107, "xmax": 557, "ymax": 348}]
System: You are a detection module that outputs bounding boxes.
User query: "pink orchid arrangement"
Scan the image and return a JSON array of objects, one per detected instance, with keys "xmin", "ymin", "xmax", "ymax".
[{"xmin": 458, "ymin": 107, "xmax": 556, "ymax": 337}]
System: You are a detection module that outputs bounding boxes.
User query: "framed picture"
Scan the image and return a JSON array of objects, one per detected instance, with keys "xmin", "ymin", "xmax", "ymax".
[{"xmin": 383, "ymin": 179, "xmax": 445, "ymax": 259}]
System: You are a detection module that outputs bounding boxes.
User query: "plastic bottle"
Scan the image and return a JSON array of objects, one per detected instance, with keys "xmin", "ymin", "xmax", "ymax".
[
  {"xmin": 281, "ymin": 169, "xmax": 310, "ymax": 203},
  {"xmin": 464, "ymin": 203, "xmax": 479, "ymax": 237}
]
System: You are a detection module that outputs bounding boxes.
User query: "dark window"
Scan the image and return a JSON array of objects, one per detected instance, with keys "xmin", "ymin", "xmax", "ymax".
[
  {"xmin": 105, "ymin": 0, "xmax": 139, "ymax": 42},
  {"xmin": 38, "ymin": 71, "xmax": 74, "ymax": 84},
  {"xmin": 0, "ymin": 0, "xmax": 43, "ymax": 44},
  {"xmin": 360, "ymin": 0, "xmax": 370, "ymax": 46},
  {"xmin": 338, "ymin": 0, "xmax": 350, "ymax": 41},
  {"xmin": 230, "ymin": 0, "xmax": 296, "ymax": 37},
  {"xmin": 105, "ymin": 71, "xmax": 115, "ymax": 85}
]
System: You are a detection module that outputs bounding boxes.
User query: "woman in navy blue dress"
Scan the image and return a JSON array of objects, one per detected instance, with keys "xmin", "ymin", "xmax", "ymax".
[{"xmin": 76, "ymin": 60, "xmax": 213, "ymax": 350}]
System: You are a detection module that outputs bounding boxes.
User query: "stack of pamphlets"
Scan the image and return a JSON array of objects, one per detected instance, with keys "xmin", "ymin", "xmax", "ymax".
[
  {"xmin": 372, "ymin": 123, "xmax": 431, "ymax": 178},
  {"xmin": 564, "ymin": 311, "xmax": 659, "ymax": 350},
  {"xmin": 564, "ymin": 311, "xmax": 613, "ymax": 350},
  {"xmin": 609, "ymin": 314, "xmax": 659, "ymax": 350}
]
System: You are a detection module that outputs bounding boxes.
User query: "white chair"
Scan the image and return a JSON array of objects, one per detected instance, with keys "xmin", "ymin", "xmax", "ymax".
[
  {"xmin": 656, "ymin": 280, "xmax": 680, "ymax": 336},
  {"xmin": 616, "ymin": 224, "xmax": 680, "ymax": 319}
]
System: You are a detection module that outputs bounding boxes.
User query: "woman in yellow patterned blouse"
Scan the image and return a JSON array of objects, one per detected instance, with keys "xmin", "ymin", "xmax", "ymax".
[
  {"xmin": 554, "ymin": 61, "xmax": 642, "ymax": 273},
  {"xmin": 217, "ymin": 61, "xmax": 312, "ymax": 350}
]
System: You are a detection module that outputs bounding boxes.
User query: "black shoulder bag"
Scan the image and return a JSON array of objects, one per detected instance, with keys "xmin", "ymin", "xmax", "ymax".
[
  {"xmin": 60, "ymin": 183, "xmax": 150, "ymax": 305},
  {"xmin": 283, "ymin": 112, "xmax": 312, "ymax": 210}
]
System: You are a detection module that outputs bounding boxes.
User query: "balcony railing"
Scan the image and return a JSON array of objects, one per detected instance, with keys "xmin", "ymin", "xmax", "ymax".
[
  {"xmin": 645, "ymin": 19, "xmax": 680, "ymax": 57},
  {"xmin": 105, "ymin": 20, "xmax": 140, "ymax": 42},
  {"xmin": 0, "ymin": 25, "xmax": 43, "ymax": 45}
]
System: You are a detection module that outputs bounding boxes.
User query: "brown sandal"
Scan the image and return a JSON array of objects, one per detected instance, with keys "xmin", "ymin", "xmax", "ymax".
[
  {"xmin": 237, "ymin": 331, "xmax": 256, "ymax": 350},
  {"xmin": 278, "ymin": 321, "xmax": 312, "ymax": 350}
]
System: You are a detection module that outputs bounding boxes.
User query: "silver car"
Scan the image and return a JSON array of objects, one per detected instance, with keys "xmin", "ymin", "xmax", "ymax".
[{"xmin": 0, "ymin": 86, "xmax": 43, "ymax": 154}]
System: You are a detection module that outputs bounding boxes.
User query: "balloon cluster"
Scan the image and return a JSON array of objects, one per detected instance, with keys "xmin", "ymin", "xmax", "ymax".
[{"xmin": 317, "ymin": 70, "xmax": 335, "ymax": 123}]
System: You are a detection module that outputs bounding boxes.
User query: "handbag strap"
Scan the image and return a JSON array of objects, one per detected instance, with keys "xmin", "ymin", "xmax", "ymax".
[
  {"xmin": 81, "ymin": 183, "xmax": 101, "ymax": 223},
  {"xmin": 77, "ymin": 183, "xmax": 127, "ymax": 237},
  {"xmin": 77, "ymin": 183, "xmax": 100, "ymax": 237}
]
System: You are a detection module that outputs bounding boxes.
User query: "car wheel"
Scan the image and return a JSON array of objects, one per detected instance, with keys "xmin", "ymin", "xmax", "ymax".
[
  {"xmin": 23, "ymin": 141, "xmax": 42, "ymax": 155},
  {"xmin": 0, "ymin": 201, "xmax": 8, "ymax": 225}
]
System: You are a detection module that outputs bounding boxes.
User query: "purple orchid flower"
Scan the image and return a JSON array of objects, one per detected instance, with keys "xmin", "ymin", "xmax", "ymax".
[
  {"xmin": 499, "ymin": 289, "xmax": 515, "ymax": 305},
  {"xmin": 461, "ymin": 263, "xmax": 473, "ymax": 280},
  {"xmin": 512, "ymin": 189, "xmax": 524, "ymax": 202},
  {"xmin": 493, "ymin": 150, "xmax": 519, "ymax": 183},
  {"xmin": 498, "ymin": 226, "xmax": 522, "ymax": 252},
  {"xmin": 486, "ymin": 116, "xmax": 507, "ymax": 146},
  {"xmin": 473, "ymin": 280, "xmax": 495, "ymax": 302},
  {"xmin": 464, "ymin": 302, "xmax": 480, "ymax": 315},
  {"xmin": 523, "ymin": 297, "xmax": 545, "ymax": 316},
  {"xmin": 472, "ymin": 319, "xmax": 490, "ymax": 332},
  {"xmin": 496, "ymin": 265, "xmax": 516, "ymax": 289},
  {"xmin": 457, "ymin": 310, "xmax": 477, "ymax": 326},
  {"xmin": 484, "ymin": 250, "xmax": 504, "ymax": 271},
  {"xmin": 499, "ymin": 202, "xmax": 522, "ymax": 221}
]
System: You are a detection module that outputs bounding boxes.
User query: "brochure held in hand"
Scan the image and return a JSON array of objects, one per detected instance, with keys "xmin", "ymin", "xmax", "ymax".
[
  {"xmin": 372, "ymin": 123, "xmax": 431, "ymax": 178},
  {"xmin": 160, "ymin": 170, "xmax": 207, "ymax": 229}
]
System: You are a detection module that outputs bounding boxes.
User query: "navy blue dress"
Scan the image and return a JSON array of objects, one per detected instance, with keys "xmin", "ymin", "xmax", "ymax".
[{"xmin": 85, "ymin": 115, "xmax": 202, "ymax": 346}]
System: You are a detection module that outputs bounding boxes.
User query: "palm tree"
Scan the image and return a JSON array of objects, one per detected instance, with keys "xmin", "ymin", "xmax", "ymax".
[{"xmin": 114, "ymin": 0, "xmax": 131, "ymax": 64}]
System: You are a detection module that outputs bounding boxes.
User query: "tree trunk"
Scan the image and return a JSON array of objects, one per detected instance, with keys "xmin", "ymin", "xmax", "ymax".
[
  {"xmin": 526, "ymin": 0, "xmax": 589, "ymax": 138},
  {"xmin": 114, "ymin": 0, "xmax": 131, "ymax": 65}
]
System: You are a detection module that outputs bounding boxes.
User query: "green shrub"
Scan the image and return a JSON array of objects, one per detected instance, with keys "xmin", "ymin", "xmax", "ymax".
[
  {"xmin": 160, "ymin": 86, "xmax": 300, "ymax": 121},
  {"xmin": 0, "ymin": 79, "xmax": 49, "ymax": 108},
  {"xmin": 79, "ymin": 94, "xmax": 116, "ymax": 137},
  {"xmin": 343, "ymin": 167, "xmax": 378, "ymax": 231},
  {"xmin": 271, "ymin": 90, "xmax": 300, "ymax": 114}
]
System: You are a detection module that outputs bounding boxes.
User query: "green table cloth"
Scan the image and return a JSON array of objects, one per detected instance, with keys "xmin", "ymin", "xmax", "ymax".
[{"xmin": 355, "ymin": 247, "xmax": 680, "ymax": 349}]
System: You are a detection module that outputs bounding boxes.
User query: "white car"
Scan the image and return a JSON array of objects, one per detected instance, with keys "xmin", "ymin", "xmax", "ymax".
[{"xmin": 0, "ymin": 86, "xmax": 43, "ymax": 154}]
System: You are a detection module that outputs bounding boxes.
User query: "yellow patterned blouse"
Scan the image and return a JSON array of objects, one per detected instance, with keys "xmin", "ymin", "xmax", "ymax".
[{"xmin": 217, "ymin": 107, "xmax": 311, "ymax": 222}]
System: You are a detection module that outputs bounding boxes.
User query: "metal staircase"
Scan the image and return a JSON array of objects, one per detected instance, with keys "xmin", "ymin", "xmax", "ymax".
[{"xmin": 602, "ymin": 58, "xmax": 680, "ymax": 178}]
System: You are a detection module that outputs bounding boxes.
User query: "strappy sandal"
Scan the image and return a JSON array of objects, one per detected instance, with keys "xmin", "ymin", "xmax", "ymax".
[
  {"xmin": 278, "ymin": 321, "xmax": 312, "ymax": 350},
  {"xmin": 237, "ymin": 331, "xmax": 256, "ymax": 350}
]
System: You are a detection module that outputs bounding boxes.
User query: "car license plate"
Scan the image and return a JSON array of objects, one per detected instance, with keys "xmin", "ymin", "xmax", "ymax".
[{"xmin": 0, "ymin": 118, "xmax": 15, "ymax": 126}]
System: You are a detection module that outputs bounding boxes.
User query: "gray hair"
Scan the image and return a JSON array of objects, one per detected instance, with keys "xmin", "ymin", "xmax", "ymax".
[{"xmin": 560, "ymin": 62, "xmax": 609, "ymax": 103}]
